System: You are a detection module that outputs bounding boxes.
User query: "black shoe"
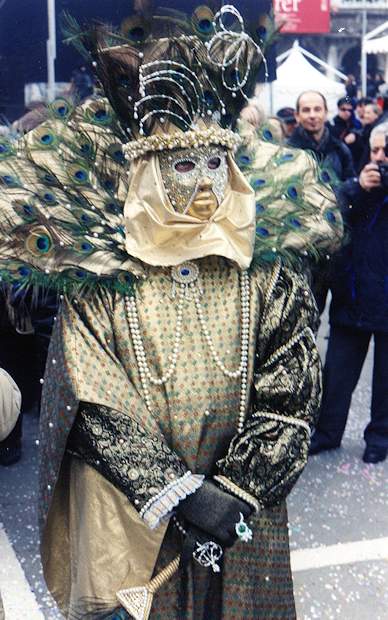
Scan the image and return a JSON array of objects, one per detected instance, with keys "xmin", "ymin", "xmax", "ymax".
[
  {"xmin": 0, "ymin": 441, "xmax": 22, "ymax": 466},
  {"xmin": 362, "ymin": 445, "xmax": 387, "ymax": 464},
  {"xmin": 309, "ymin": 434, "xmax": 340, "ymax": 456}
]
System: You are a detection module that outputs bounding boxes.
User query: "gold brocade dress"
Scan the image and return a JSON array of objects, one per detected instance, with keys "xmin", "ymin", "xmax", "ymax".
[{"xmin": 39, "ymin": 256, "xmax": 321, "ymax": 620}]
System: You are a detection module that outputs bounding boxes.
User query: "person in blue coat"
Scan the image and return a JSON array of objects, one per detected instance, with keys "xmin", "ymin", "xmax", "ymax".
[{"xmin": 310, "ymin": 122, "xmax": 388, "ymax": 463}]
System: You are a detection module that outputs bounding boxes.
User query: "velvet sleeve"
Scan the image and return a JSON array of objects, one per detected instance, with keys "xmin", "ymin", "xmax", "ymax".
[{"xmin": 216, "ymin": 263, "xmax": 322, "ymax": 508}]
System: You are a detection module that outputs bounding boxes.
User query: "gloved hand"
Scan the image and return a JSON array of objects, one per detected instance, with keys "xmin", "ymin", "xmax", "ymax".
[{"xmin": 177, "ymin": 479, "xmax": 252, "ymax": 547}]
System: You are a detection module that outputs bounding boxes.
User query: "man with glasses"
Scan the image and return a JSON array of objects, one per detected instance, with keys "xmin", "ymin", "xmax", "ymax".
[
  {"xmin": 331, "ymin": 96, "xmax": 363, "ymax": 167},
  {"xmin": 310, "ymin": 123, "xmax": 388, "ymax": 463}
]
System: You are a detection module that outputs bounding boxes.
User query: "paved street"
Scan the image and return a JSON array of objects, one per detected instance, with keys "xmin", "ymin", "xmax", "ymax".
[{"xmin": 0, "ymin": 318, "xmax": 387, "ymax": 619}]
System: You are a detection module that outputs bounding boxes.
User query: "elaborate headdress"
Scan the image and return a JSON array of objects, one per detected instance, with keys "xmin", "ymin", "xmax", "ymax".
[{"xmin": 64, "ymin": 4, "xmax": 271, "ymax": 157}]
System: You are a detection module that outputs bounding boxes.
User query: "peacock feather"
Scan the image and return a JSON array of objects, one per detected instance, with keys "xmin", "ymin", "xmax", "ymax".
[
  {"xmin": 0, "ymin": 97, "xmax": 138, "ymax": 300},
  {"xmin": 236, "ymin": 120, "xmax": 343, "ymax": 270},
  {"xmin": 0, "ymin": 96, "xmax": 343, "ymax": 301}
]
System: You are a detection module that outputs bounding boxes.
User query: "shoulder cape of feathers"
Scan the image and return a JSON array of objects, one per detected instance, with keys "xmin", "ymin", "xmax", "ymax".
[{"xmin": 0, "ymin": 97, "xmax": 343, "ymax": 299}]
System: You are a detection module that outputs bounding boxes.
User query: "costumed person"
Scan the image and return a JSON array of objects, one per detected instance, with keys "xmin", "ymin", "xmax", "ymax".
[{"xmin": 0, "ymin": 4, "xmax": 343, "ymax": 619}]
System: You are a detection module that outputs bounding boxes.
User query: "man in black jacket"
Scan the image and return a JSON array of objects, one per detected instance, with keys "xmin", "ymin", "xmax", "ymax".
[
  {"xmin": 288, "ymin": 91, "xmax": 355, "ymax": 183},
  {"xmin": 310, "ymin": 122, "xmax": 388, "ymax": 463},
  {"xmin": 288, "ymin": 91, "xmax": 356, "ymax": 313}
]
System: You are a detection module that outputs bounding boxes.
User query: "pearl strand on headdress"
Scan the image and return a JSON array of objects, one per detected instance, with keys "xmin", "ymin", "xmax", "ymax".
[{"xmin": 124, "ymin": 269, "xmax": 250, "ymax": 431}]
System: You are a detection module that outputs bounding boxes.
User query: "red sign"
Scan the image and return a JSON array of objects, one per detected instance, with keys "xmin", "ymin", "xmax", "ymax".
[{"xmin": 273, "ymin": 0, "xmax": 331, "ymax": 34}]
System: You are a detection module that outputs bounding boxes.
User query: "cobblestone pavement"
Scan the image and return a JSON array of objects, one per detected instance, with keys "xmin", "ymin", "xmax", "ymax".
[{"xmin": 0, "ymin": 319, "xmax": 387, "ymax": 619}]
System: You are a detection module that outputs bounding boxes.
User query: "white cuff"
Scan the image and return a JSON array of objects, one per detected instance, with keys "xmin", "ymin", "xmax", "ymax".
[{"xmin": 141, "ymin": 472, "xmax": 205, "ymax": 530}]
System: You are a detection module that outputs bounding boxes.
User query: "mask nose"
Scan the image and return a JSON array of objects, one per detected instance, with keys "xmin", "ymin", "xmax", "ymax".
[{"xmin": 197, "ymin": 176, "xmax": 213, "ymax": 191}]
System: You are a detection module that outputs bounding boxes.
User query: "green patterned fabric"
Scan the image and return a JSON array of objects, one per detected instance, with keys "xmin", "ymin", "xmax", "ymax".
[{"xmin": 39, "ymin": 258, "xmax": 319, "ymax": 619}]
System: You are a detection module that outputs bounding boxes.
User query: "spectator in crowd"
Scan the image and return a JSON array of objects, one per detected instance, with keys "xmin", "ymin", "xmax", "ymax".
[
  {"xmin": 363, "ymin": 102, "xmax": 382, "ymax": 127},
  {"xmin": 310, "ymin": 122, "xmax": 388, "ymax": 463},
  {"xmin": 377, "ymin": 83, "xmax": 388, "ymax": 123},
  {"xmin": 331, "ymin": 97, "xmax": 361, "ymax": 141},
  {"xmin": 0, "ymin": 366, "xmax": 21, "ymax": 614},
  {"xmin": 239, "ymin": 97, "xmax": 266, "ymax": 128},
  {"xmin": 0, "ymin": 367, "xmax": 21, "ymax": 444},
  {"xmin": 355, "ymin": 96, "xmax": 373, "ymax": 126},
  {"xmin": 358, "ymin": 102, "xmax": 383, "ymax": 170},
  {"xmin": 0, "ymin": 289, "xmax": 56, "ymax": 465},
  {"xmin": 331, "ymin": 96, "xmax": 363, "ymax": 164},
  {"xmin": 288, "ymin": 90, "xmax": 355, "ymax": 183},
  {"xmin": 345, "ymin": 74, "xmax": 358, "ymax": 102},
  {"xmin": 275, "ymin": 106, "xmax": 297, "ymax": 139},
  {"xmin": 69, "ymin": 65, "xmax": 94, "ymax": 104},
  {"xmin": 288, "ymin": 90, "xmax": 355, "ymax": 313}
]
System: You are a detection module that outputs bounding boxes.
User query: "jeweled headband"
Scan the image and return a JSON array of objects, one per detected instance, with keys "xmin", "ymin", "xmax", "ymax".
[{"xmin": 123, "ymin": 127, "xmax": 241, "ymax": 162}]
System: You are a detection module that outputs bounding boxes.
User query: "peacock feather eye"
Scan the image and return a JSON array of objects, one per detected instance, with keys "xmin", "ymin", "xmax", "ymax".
[
  {"xmin": 51, "ymin": 98, "xmax": 71, "ymax": 120},
  {"xmin": 325, "ymin": 209, "xmax": 337, "ymax": 225},
  {"xmin": 67, "ymin": 164, "xmax": 90, "ymax": 185},
  {"xmin": 108, "ymin": 143, "xmax": 125, "ymax": 165},
  {"xmin": 279, "ymin": 152, "xmax": 294, "ymax": 163},
  {"xmin": 251, "ymin": 175, "xmax": 267, "ymax": 190},
  {"xmin": 320, "ymin": 169, "xmax": 332, "ymax": 184},
  {"xmin": 105, "ymin": 200, "xmax": 122, "ymax": 215},
  {"xmin": 78, "ymin": 138, "xmax": 94, "ymax": 159},
  {"xmin": 40, "ymin": 191, "xmax": 57, "ymax": 205},
  {"xmin": 120, "ymin": 15, "xmax": 150, "ymax": 44},
  {"xmin": 0, "ymin": 173, "xmax": 19, "ymax": 187},
  {"xmin": 118, "ymin": 271, "xmax": 133, "ymax": 286},
  {"xmin": 236, "ymin": 150, "xmax": 253, "ymax": 169},
  {"xmin": 256, "ymin": 226, "xmax": 270, "ymax": 238},
  {"xmin": 80, "ymin": 213, "xmax": 93, "ymax": 225},
  {"xmin": 72, "ymin": 269, "xmax": 88, "ymax": 280},
  {"xmin": 74, "ymin": 240, "xmax": 94, "ymax": 254},
  {"xmin": 261, "ymin": 128, "xmax": 274, "ymax": 142},
  {"xmin": 86, "ymin": 105, "xmax": 112, "ymax": 126},
  {"xmin": 14, "ymin": 201, "xmax": 37, "ymax": 221},
  {"xmin": 286, "ymin": 214, "xmax": 303, "ymax": 229},
  {"xmin": 255, "ymin": 202, "xmax": 265, "ymax": 214},
  {"xmin": 35, "ymin": 128, "xmax": 57, "ymax": 148},
  {"xmin": 26, "ymin": 226, "xmax": 53, "ymax": 257},
  {"xmin": 191, "ymin": 6, "xmax": 215, "ymax": 38},
  {"xmin": 18, "ymin": 265, "xmax": 32, "ymax": 278},
  {"xmin": 102, "ymin": 177, "xmax": 116, "ymax": 192},
  {"xmin": 287, "ymin": 185, "xmax": 299, "ymax": 200}
]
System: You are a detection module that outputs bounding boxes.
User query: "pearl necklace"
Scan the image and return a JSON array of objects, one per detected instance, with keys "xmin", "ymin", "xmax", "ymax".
[{"xmin": 125, "ymin": 262, "xmax": 250, "ymax": 432}]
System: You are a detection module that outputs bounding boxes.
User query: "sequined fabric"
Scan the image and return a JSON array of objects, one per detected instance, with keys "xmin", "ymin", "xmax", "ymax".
[{"xmin": 39, "ymin": 257, "xmax": 320, "ymax": 619}]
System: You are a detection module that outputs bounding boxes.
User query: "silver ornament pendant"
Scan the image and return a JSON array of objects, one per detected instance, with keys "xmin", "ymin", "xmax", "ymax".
[
  {"xmin": 171, "ymin": 261, "xmax": 200, "ymax": 298},
  {"xmin": 193, "ymin": 540, "xmax": 223, "ymax": 573}
]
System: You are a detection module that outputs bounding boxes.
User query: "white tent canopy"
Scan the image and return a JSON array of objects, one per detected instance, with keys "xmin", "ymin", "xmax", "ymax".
[
  {"xmin": 365, "ymin": 35, "xmax": 388, "ymax": 54},
  {"xmin": 364, "ymin": 20, "xmax": 388, "ymax": 54},
  {"xmin": 257, "ymin": 42, "xmax": 346, "ymax": 119}
]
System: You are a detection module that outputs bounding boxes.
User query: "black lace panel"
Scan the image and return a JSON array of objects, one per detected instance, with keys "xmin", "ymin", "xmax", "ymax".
[{"xmin": 68, "ymin": 402, "xmax": 187, "ymax": 514}]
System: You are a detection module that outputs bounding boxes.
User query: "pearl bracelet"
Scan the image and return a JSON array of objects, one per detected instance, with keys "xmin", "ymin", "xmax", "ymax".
[{"xmin": 213, "ymin": 475, "xmax": 260, "ymax": 513}]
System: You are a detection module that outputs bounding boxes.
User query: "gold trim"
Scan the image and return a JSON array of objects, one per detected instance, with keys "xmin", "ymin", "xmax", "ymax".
[{"xmin": 123, "ymin": 128, "xmax": 241, "ymax": 161}]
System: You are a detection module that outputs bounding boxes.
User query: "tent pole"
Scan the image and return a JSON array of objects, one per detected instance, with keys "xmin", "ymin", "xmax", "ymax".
[
  {"xmin": 361, "ymin": 9, "xmax": 367, "ymax": 96},
  {"xmin": 47, "ymin": 0, "xmax": 57, "ymax": 103}
]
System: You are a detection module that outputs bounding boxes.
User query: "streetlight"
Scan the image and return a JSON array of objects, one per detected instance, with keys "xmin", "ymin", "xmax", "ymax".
[{"xmin": 47, "ymin": 0, "xmax": 57, "ymax": 102}]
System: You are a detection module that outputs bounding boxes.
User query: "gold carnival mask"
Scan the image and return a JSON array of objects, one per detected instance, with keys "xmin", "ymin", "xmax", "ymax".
[{"xmin": 158, "ymin": 145, "xmax": 228, "ymax": 220}]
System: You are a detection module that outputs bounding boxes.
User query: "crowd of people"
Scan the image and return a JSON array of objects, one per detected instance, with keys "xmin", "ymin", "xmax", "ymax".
[
  {"xmin": 0, "ymin": 8, "xmax": 387, "ymax": 613},
  {"xmin": 241, "ymin": 84, "xmax": 388, "ymax": 464}
]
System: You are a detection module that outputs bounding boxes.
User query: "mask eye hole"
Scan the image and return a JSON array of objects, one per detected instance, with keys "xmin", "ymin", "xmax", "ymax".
[
  {"xmin": 208, "ymin": 156, "xmax": 221, "ymax": 170},
  {"xmin": 174, "ymin": 160, "xmax": 195, "ymax": 173}
]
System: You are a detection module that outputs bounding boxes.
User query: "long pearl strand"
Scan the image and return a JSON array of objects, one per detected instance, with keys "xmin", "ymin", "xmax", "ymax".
[{"xmin": 124, "ymin": 269, "xmax": 251, "ymax": 432}]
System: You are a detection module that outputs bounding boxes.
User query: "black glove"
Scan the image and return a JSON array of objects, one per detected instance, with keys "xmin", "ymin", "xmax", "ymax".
[{"xmin": 177, "ymin": 479, "xmax": 252, "ymax": 547}]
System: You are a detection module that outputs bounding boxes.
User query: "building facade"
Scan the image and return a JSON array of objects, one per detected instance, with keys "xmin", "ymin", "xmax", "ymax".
[{"xmin": 276, "ymin": 1, "xmax": 388, "ymax": 85}]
